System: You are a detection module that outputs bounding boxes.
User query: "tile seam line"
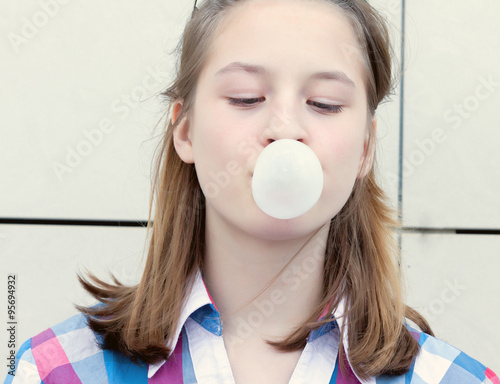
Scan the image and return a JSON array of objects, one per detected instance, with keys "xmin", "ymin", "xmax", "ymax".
[
  {"xmin": 398, "ymin": 0, "xmax": 407, "ymax": 254},
  {"xmin": 0, "ymin": 218, "xmax": 149, "ymax": 227}
]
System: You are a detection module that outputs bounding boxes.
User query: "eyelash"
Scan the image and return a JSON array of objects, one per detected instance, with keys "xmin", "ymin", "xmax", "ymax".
[
  {"xmin": 307, "ymin": 100, "xmax": 343, "ymax": 114},
  {"xmin": 227, "ymin": 97, "xmax": 343, "ymax": 113},
  {"xmin": 227, "ymin": 97, "xmax": 265, "ymax": 106}
]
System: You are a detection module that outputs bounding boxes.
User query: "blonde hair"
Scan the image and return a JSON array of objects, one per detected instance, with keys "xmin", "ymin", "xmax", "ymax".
[{"xmin": 78, "ymin": 0, "xmax": 432, "ymax": 379}]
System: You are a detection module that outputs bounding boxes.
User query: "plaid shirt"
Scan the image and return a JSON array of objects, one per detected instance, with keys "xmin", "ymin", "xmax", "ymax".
[{"xmin": 4, "ymin": 272, "xmax": 498, "ymax": 384}]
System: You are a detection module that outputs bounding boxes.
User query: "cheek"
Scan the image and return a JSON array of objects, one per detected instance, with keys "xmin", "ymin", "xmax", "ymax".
[
  {"xmin": 192, "ymin": 131, "xmax": 230, "ymax": 177},
  {"xmin": 192, "ymin": 103, "xmax": 231, "ymax": 162},
  {"xmin": 316, "ymin": 129, "xmax": 365, "ymax": 216},
  {"xmin": 333, "ymin": 136, "xmax": 364, "ymax": 169},
  {"xmin": 193, "ymin": 102, "xmax": 259, "ymax": 171},
  {"xmin": 318, "ymin": 125, "xmax": 366, "ymax": 176},
  {"xmin": 191, "ymin": 122, "xmax": 250, "ymax": 198}
]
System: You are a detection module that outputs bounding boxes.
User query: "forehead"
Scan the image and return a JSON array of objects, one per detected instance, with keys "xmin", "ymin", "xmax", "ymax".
[{"xmin": 200, "ymin": 0, "xmax": 366, "ymax": 85}]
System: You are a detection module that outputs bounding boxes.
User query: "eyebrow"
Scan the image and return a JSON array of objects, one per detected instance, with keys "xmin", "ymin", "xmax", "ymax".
[{"xmin": 215, "ymin": 61, "xmax": 356, "ymax": 88}]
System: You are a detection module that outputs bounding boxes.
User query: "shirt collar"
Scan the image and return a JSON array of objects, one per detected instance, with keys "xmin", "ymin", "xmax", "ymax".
[
  {"xmin": 147, "ymin": 271, "xmax": 374, "ymax": 383},
  {"xmin": 148, "ymin": 270, "xmax": 213, "ymax": 378},
  {"xmin": 333, "ymin": 298, "xmax": 376, "ymax": 384}
]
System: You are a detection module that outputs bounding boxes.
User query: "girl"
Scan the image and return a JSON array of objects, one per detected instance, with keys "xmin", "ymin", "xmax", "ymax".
[{"xmin": 5, "ymin": 0, "xmax": 498, "ymax": 383}]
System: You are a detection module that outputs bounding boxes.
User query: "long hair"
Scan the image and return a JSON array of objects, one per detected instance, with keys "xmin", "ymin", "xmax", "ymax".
[{"xmin": 77, "ymin": 0, "xmax": 433, "ymax": 379}]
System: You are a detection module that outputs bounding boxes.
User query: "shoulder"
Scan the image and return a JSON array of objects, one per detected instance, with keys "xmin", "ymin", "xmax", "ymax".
[
  {"xmin": 6, "ymin": 313, "xmax": 110, "ymax": 384},
  {"xmin": 393, "ymin": 325, "xmax": 499, "ymax": 384}
]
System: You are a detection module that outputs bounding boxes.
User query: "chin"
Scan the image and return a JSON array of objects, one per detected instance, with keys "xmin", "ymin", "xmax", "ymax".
[{"xmin": 248, "ymin": 210, "xmax": 331, "ymax": 242}]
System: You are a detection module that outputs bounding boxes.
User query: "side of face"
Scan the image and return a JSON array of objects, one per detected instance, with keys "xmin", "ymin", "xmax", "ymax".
[{"xmin": 173, "ymin": 0, "xmax": 376, "ymax": 241}]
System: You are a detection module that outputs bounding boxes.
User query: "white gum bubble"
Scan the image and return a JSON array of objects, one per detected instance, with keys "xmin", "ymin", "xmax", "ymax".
[{"xmin": 251, "ymin": 139, "xmax": 324, "ymax": 220}]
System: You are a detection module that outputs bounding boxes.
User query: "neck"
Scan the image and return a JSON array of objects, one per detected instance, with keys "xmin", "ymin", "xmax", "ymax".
[{"xmin": 202, "ymin": 211, "xmax": 330, "ymax": 346}]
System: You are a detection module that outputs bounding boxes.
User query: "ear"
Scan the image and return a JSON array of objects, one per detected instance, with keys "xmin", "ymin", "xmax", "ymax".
[
  {"xmin": 357, "ymin": 116, "xmax": 377, "ymax": 178},
  {"xmin": 172, "ymin": 99, "xmax": 195, "ymax": 164}
]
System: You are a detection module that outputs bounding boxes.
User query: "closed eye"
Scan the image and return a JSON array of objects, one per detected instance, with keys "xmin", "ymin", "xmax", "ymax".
[
  {"xmin": 227, "ymin": 97, "xmax": 265, "ymax": 106},
  {"xmin": 307, "ymin": 100, "xmax": 343, "ymax": 114},
  {"xmin": 227, "ymin": 97, "xmax": 343, "ymax": 113}
]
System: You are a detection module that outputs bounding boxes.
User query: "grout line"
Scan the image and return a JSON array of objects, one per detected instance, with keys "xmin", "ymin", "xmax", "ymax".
[
  {"xmin": 0, "ymin": 220, "xmax": 498, "ymax": 235},
  {"xmin": 455, "ymin": 229, "xmax": 500, "ymax": 235},
  {"xmin": 401, "ymin": 227, "xmax": 500, "ymax": 235},
  {"xmin": 397, "ymin": 0, "xmax": 407, "ymax": 256},
  {"xmin": 0, "ymin": 218, "xmax": 149, "ymax": 227}
]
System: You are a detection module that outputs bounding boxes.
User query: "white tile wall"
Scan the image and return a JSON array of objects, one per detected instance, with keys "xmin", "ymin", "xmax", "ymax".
[
  {"xmin": 403, "ymin": 232, "xmax": 500, "ymax": 373},
  {"xmin": 401, "ymin": 1, "xmax": 500, "ymax": 372},
  {"xmin": 403, "ymin": 0, "xmax": 500, "ymax": 229},
  {"xmin": 0, "ymin": 224, "xmax": 147, "ymax": 378},
  {"xmin": 0, "ymin": 0, "xmax": 193, "ymax": 220},
  {"xmin": 371, "ymin": 0, "xmax": 403, "ymax": 210}
]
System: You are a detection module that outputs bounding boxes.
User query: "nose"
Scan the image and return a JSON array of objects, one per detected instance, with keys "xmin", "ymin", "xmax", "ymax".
[{"xmin": 261, "ymin": 106, "xmax": 307, "ymax": 145}]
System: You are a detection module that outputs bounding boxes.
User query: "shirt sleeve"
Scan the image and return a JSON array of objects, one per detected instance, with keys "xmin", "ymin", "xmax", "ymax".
[
  {"xmin": 3, "ymin": 338, "xmax": 42, "ymax": 384},
  {"xmin": 484, "ymin": 368, "xmax": 499, "ymax": 384},
  {"xmin": 411, "ymin": 331, "xmax": 499, "ymax": 384}
]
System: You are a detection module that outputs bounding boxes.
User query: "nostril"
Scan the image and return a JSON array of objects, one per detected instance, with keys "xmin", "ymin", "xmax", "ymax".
[{"xmin": 267, "ymin": 138, "xmax": 304, "ymax": 145}]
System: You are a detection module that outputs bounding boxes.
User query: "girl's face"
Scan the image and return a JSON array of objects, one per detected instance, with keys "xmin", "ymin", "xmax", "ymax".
[{"xmin": 174, "ymin": 0, "xmax": 375, "ymax": 241}]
